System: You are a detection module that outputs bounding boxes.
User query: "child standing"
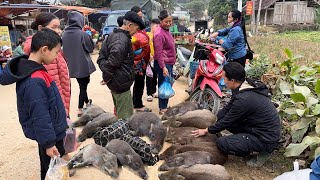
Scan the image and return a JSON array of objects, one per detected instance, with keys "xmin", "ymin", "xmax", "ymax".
[{"xmin": 0, "ymin": 29, "xmax": 68, "ymax": 180}]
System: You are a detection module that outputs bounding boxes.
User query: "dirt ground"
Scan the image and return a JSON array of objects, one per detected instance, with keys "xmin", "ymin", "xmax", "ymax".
[{"xmin": 0, "ymin": 54, "xmax": 292, "ymax": 180}]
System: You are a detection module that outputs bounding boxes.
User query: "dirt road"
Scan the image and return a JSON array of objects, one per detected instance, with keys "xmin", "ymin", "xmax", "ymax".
[{"xmin": 0, "ymin": 54, "xmax": 288, "ymax": 180}]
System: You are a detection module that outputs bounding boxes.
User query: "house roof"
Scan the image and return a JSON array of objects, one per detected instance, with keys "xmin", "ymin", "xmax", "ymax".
[{"xmin": 254, "ymin": 0, "xmax": 277, "ymax": 9}]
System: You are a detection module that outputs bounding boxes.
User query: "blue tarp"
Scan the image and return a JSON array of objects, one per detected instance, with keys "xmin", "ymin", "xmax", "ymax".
[{"xmin": 310, "ymin": 156, "xmax": 320, "ymax": 180}]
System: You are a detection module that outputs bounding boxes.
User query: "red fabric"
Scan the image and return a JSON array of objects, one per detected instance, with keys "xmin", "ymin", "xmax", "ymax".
[
  {"xmin": 31, "ymin": 70, "xmax": 53, "ymax": 87},
  {"xmin": 24, "ymin": 36, "xmax": 71, "ymax": 115},
  {"xmin": 132, "ymin": 30, "xmax": 150, "ymax": 64}
]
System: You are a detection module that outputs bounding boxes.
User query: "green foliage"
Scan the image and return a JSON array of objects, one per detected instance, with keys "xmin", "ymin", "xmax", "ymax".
[
  {"xmin": 272, "ymin": 49, "xmax": 320, "ymax": 160},
  {"xmin": 155, "ymin": 0, "xmax": 175, "ymax": 11},
  {"xmin": 185, "ymin": 0, "xmax": 205, "ymax": 20},
  {"xmin": 277, "ymin": 31, "xmax": 320, "ymax": 43},
  {"xmin": 208, "ymin": 0, "xmax": 235, "ymax": 25},
  {"xmin": 246, "ymin": 54, "xmax": 270, "ymax": 81}
]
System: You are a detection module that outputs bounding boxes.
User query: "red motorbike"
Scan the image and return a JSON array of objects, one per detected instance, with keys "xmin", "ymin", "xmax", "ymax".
[{"xmin": 189, "ymin": 42, "xmax": 226, "ymax": 114}]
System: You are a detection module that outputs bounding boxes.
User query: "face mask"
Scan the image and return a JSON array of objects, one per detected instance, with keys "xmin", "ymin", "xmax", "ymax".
[{"xmin": 228, "ymin": 22, "xmax": 234, "ymax": 27}]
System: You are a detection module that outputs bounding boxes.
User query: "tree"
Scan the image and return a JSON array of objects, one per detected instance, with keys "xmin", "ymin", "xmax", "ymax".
[
  {"xmin": 155, "ymin": 0, "xmax": 175, "ymax": 11},
  {"xmin": 185, "ymin": 0, "xmax": 205, "ymax": 20},
  {"xmin": 208, "ymin": 0, "xmax": 236, "ymax": 25}
]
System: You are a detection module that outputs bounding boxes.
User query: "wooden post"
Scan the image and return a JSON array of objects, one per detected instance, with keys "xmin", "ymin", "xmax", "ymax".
[
  {"xmin": 264, "ymin": 9, "xmax": 268, "ymax": 26},
  {"xmin": 251, "ymin": 0, "xmax": 256, "ymax": 35},
  {"xmin": 238, "ymin": 0, "xmax": 243, "ymax": 11},
  {"xmin": 256, "ymin": 0, "xmax": 263, "ymax": 34}
]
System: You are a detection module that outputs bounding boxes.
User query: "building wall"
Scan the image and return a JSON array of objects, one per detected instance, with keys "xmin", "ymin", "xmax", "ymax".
[{"xmin": 272, "ymin": 1, "xmax": 315, "ymax": 24}]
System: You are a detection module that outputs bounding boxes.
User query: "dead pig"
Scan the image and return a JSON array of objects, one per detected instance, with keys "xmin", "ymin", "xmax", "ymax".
[
  {"xmin": 68, "ymin": 144, "xmax": 119, "ymax": 179},
  {"xmin": 161, "ymin": 101, "xmax": 201, "ymax": 120},
  {"xmin": 165, "ymin": 127, "xmax": 217, "ymax": 145},
  {"xmin": 160, "ymin": 142, "xmax": 227, "ymax": 165},
  {"xmin": 163, "ymin": 109, "xmax": 216, "ymax": 129},
  {"xmin": 106, "ymin": 139, "xmax": 148, "ymax": 180},
  {"xmin": 71, "ymin": 105, "xmax": 105, "ymax": 127},
  {"xmin": 128, "ymin": 112, "xmax": 167, "ymax": 154},
  {"xmin": 158, "ymin": 164, "xmax": 232, "ymax": 180},
  {"xmin": 77, "ymin": 112, "xmax": 117, "ymax": 142},
  {"xmin": 159, "ymin": 151, "xmax": 213, "ymax": 171}
]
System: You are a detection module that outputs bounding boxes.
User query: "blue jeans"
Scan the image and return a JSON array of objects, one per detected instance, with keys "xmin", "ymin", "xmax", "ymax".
[{"xmin": 154, "ymin": 60, "xmax": 173, "ymax": 109}]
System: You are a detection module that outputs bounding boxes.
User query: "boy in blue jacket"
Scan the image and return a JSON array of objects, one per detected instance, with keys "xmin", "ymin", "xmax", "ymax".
[{"xmin": 0, "ymin": 29, "xmax": 68, "ymax": 180}]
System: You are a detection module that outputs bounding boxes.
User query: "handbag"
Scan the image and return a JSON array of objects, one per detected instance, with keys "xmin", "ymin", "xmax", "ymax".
[
  {"xmin": 64, "ymin": 118, "xmax": 78, "ymax": 154},
  {"xmin": 146, "ymin": 63, "xmax": 153, "ymax": 77},
  {"xmin": 245, "ymin": 38, "xmax": 254, "ymax": 60}
]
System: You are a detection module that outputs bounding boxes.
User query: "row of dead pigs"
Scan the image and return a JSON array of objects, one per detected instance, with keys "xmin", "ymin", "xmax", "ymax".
[{"xmin": 67, "ymin": 102, "xmax": 232, "ymax": 180}]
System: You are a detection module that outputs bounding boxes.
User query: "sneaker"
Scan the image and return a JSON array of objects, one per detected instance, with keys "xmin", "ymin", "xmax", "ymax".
[
  {"xmin": 147, "ymin": 95, "xmax": 153, "ymax": 102},
  {"xmin": 246, "ymin": 152, "xmax": 272, "ymax": 167}
]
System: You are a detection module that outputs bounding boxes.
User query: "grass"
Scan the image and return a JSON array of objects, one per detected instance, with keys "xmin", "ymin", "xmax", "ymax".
[
  {"xmin": 248, "ymin": 31, "xmax": 320, "ymax": 65},
  {"xmin": 277, "ymin": 31, "xmax": 320, "ymax": 43}
]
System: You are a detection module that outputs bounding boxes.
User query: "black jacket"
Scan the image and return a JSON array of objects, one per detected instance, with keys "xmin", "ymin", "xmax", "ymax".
[
  {"xmin": 97, "ymin": 29, "xmax": 134, "ymax": 94},
  {"xmin": 0, "ymin": 55, "xmax": 68, "ymax": 148},
  {"xmin": 208, "ymin": 81, "xmax": 281, "ymax": 143}
]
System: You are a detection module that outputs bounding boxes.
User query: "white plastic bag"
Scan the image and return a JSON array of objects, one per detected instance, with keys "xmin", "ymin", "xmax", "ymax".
[
  {"xmin": 274, "ymin": 160, "xmax": 311, "ymax": 180},
  {"xmin": 146, "ymin": 63, "xmax": 153, "ymax": 78},
  {"xmin": 45, "ymin": 156, "xmax": 69, "ymax": 180}
]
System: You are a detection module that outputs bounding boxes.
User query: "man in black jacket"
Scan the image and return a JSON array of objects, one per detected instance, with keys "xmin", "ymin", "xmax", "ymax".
[
  {"xmin": 97, "ymin": 11, "xmax": 145, "ymax": 119},
  {"xmin": 192, "ymin": 62, "xmax": 281, "ymax": 167}
]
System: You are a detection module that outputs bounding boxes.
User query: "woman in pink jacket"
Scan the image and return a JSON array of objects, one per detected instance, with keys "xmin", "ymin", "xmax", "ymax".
[{"xmin": 24, "ymin": 12, "xmax": 71, "ymax": 116}]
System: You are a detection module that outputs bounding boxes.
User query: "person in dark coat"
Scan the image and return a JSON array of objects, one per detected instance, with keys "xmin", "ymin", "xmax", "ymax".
[
  {"xmin": 62, "ymin": 11, "xmax": 96, "ymax": 117},
  {"xmin": 192, "ymin": 62, "xmax": 281, "ymax": 167},
  {"xmin": 97, "ymin": 11, "xmax": 145, "ymax": 119},
  {"xmin": 0, "ymin": 29, "xmax": 68, "ymax": 180}
]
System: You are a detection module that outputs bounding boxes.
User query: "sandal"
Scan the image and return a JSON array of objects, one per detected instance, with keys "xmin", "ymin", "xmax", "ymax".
[
  {"xmin": 159, "ymin": 108, "xmax": 167, "ymax": 115},
  {"xmin": 135, "ymin": 108, "xmax": 152, "ymax": 112}
]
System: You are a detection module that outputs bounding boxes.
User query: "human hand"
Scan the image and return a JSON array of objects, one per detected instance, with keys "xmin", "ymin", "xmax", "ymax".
[
  {"xmin": 163, "ymin": 67, "xmax": 169, "ymax": 76},
  {"xmin": 219, "ymin": 39, "xmax": 224, "ymax": 44},
  {"xmin": 210, "ymin": 32, "xmax": 219, "ymax": 38},
  {"xmin": 191, "ymin": 128, "xmax": 208, "ymax": 137},
  {"xmin": 46, "ymin": 145, "xmax": 60, "ymax": 158}
]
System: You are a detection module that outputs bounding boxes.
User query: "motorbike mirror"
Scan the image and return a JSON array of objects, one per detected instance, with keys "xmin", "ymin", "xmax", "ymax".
[{"xmin": 210, "ymin": 28, "xmax": 214, "ymax": 33}]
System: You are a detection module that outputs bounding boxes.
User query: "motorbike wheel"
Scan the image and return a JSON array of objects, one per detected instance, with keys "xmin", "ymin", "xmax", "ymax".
[{"xmin": 189, "ymin": 87, "xmax": 221, "ymax": 115}]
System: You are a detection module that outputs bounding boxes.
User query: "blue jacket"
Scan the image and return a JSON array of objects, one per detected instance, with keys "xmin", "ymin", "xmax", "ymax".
[
  {"xmin": 218, "ymin": 25, "xmax": 247, "ymax": 60},
  {"xmin": 0, "ymin": 55, "xmax": 68, "ymax": 148},
  {"xmin": 311, "ymin": 156, "xmax": 320, "ymax": 180}
]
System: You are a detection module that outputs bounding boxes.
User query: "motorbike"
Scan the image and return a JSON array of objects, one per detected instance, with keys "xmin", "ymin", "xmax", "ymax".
[
  {"xmin": 173, "ymin": 45, "xmax": 195, "ymax": 80},
  {"xmin": 188, "ymin": 41, "xmax": 226, "ymax": 115}
]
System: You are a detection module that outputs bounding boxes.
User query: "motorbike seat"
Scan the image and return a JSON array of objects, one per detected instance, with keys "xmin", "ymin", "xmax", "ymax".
[{"xmin": 179, "ymin": 46, "xmax": 192, "ymax": 60}]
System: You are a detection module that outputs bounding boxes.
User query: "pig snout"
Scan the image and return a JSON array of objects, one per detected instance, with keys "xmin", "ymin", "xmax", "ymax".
[
  {"xmin": 158, "ymin": 163, "xmax": 170, "ymax": 171},
  {"xmin": 104, "ymin": 167, "xmax": 119, "ymax": 179},
  {"xmin": 138, "ymin": 170, "xmax": 148, "ymax": 180}
]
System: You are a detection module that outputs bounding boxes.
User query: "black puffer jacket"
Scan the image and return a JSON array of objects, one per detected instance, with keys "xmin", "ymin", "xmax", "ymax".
[
  {"xmin": 97, "ymin": 29, "xmax": 134, "ymax": 94},
  {"xmin": 208, "ymin": 81, "xmax": 281, "ymax": 143}
]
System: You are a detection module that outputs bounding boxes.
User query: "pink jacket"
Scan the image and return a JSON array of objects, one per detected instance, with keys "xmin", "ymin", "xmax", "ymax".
[
  {"xmin": 153, "ymin": 27, "xmax": 176, "ymax": 69},
  {"xmin": 24, "ymin": 36, "xmax": 71, "ymax": 115}
]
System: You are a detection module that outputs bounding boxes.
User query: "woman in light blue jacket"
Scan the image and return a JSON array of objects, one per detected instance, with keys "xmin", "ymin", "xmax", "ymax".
[{"xmin": 212, "ymin": 10, "xmax": 247, "ymax": 67}]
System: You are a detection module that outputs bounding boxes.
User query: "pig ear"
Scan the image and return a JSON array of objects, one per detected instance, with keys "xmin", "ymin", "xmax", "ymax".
[
  {"xmin": 149, "ymin": 123, "xmax": 154, "ymax": 133},
  {"xmin": 125, "ymin": 155, "xmax": 132, "ymax": 164},
  {"xmin": 175, "ymin": 156, "xmax": 184, "ymax": 164},
  {"xmin": 174, "ymin": 121, "xmax": 182, "ymax": 127},
  {"xmin": 101, "ymin": 153, "xmax": 108, "ymax": 162},
  {"xmin": 176, "ymin": 175, "xmax": 186, "ymax": 180}
]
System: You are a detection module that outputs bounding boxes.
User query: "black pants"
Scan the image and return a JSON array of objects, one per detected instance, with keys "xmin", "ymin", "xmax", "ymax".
[
  {"xmin": 76, "ymin": 76, "xmax": 90, "ymax": 109},
  {"xmin": 38, "ymin": 139, "xmax": 65, "ymax": 180},
  {"xmin": 146, "ymin": 66, "xmax": 157, "ymax": 96},
  {"xmin": 216, "ymin": 125, "xmax": 278, "ymax": 157},
  {"xmin": 133, "ymin": 73, "xmax": 145, "ymax": 108},
  {"xmin": 229, "ymin": 55, "xmax": 246, "ymax": 67}
]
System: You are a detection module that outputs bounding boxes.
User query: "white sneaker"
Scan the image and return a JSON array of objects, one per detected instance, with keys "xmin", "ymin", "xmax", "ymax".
[{"xmin": 147, "ymin": 95, "xmax": 153, "ymax": 102}]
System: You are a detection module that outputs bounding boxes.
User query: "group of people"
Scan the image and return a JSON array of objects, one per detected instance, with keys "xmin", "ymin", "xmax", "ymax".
[
  {"xmin": 0, "ymin": 7, "xmax": 282, "ymax": 180},
  {"xmin": 98, "ymin": 7, "xmax": 177, "ymax": 118}
]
